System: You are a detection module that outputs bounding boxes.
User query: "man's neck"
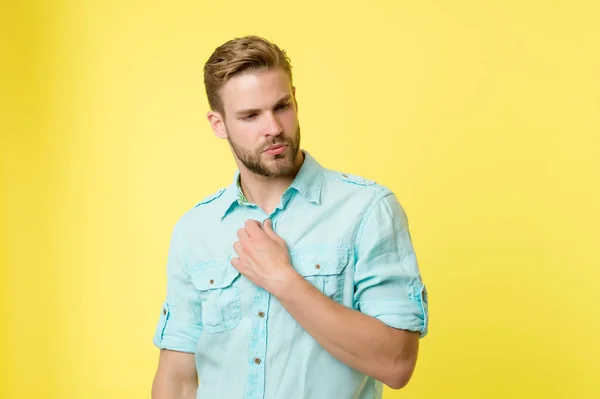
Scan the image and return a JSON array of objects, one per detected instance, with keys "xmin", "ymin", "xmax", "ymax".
[{"xmin": 238, "ymin": 152, "xmax": 304, "ymax": 215}]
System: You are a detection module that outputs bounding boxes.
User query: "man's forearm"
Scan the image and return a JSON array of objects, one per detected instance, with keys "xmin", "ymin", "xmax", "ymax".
[
  {"xmin": 274, "ymin": 273, "xmax": 419, "ymax": 389},
  {"xmin": 151, "ymin": 373, "xmax": 198, "ymax": 399}
]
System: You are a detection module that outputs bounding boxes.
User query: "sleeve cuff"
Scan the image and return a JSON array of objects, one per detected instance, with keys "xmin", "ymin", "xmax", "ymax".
[
  {"xmin": 152, "ymin": 301, "xmax": 202, "ymax": 353},
  {"xmin": 358, "ymin": 284, "xmax": 429, "ymax": 338},
  {"xmin": 153, "ymin": 335, "xmax": 198, "ymax": 353}
]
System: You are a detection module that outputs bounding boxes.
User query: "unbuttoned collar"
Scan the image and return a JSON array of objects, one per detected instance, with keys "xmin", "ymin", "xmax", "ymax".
[{"xmin": 218, "ymin": 150, "xmax": 324, "ymax": 220}]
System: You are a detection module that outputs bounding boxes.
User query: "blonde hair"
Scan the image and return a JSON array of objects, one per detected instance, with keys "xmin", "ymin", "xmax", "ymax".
[{"xmin": 203, "ymin": 35, "xmax": 293, "ymax": 115}]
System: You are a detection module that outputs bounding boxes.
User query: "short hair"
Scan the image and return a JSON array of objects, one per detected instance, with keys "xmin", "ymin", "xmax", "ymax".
[{"xmin": 203, "ymin": 35, "xmax": 293, "ymax": 116}]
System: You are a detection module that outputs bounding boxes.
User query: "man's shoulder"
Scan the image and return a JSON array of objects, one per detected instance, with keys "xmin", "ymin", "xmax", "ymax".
[
  {"xmin": 336, "ymin": 171, "xmax": 376, "ymax": 187},
  {"xmin": 193, "ymin": 187, "xmax": 228, "ymax": 208},
  {"xmin": 323, "ymin": 168, "xmax": 391, "ymax": 195},
  {"xmin": 173, "ymin": 186, "xmax": 230, "ymax": 227}
]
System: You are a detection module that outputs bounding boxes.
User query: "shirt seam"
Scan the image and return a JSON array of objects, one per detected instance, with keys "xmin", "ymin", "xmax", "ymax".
[
  {"xmin": 176, "ymin": 221, "xmax": 193, "ymax": 276},
  {"xmin": 353, "ymin": 188, "xmax": 393, "ymax": 261}
]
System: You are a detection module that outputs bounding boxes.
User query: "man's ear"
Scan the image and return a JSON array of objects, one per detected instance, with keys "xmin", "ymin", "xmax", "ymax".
[{"xmin": 207, "ymin": 110, "xmax": 228, "ymax": 139}]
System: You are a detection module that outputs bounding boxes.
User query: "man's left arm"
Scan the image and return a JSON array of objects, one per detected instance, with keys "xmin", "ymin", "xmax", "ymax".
[
  {"xmin": 231, "ymin": 192, "xmax": 428, "ymax": 389},
  {"xmin": 275, "ymin": 273, "xmax": 421, "ymax": 389},
  {"xmin": 279, "ymin": 192, "xmax": 427, "ymax": 389}
]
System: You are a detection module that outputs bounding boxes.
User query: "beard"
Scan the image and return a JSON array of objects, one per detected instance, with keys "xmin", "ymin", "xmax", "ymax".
[{"xmin": 227, "ymin": 124, "xmax": 301, "ymax": 178}]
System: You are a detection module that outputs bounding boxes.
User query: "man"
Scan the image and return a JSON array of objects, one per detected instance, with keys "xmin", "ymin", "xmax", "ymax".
[{"xmin": 151, "ymin": 35, "xmax": 428, "ymax": 399}]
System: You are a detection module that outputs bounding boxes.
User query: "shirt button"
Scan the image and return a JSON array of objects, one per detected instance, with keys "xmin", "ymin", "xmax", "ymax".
[
  {"xmin": 209, "ymin": 279, "xmax": 214, "ymax": 285},
  {"xmin": 315, "ymin": 264, "xmax": 321, "ymax": 270},
  {"xmin": 258, "ymin": 311, "xmax": 265, "ymax": 318},
  {"xmin": 254, "ymin": 358, "xmax": 261, "ymax": 365},
  {"xmin": 162, "ymin": 309, "xmax": 167, "ymax": 315}
]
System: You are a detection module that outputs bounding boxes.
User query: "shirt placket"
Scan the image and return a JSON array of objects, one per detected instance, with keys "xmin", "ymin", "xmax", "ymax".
[
  {"xmin": 243, "ymin": 216, "xmax": 282, "ymax": 399},
  {"xmin": 243, "ymin": 285, "xmax": 271, "ymax": 399}
]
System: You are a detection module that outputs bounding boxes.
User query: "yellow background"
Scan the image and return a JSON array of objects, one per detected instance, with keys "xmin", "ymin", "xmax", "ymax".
[{"xmin": 2, "ymin": 1, "xmax": 599, "ymax": 398}]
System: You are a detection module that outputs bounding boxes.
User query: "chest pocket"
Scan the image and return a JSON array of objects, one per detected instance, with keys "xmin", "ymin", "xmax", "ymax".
[
  {"xmin": 190, "ymin": 262, "xmax": 242, "ymax": 334},
  {"xmin": 290, "ymin": 246, "xmax": 350, "ymax": 303}
]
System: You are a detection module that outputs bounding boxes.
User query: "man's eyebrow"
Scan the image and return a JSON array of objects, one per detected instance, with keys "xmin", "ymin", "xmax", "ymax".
[
  {"xmin": 274, "ymin": 94, "xmax": 292, "ymax": 105},
  {"xmin": 235, "ymin": 107, "xmax": 260, "ymax": 117},
  {"xmin": 235, "ymin": 95, "xmax": 292, "ymax": 117}
]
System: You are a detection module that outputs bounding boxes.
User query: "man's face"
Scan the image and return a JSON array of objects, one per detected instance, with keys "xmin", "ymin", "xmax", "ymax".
[{"xmin": 216, "ymin": 68, "xmax": 301, "ymax": 178}]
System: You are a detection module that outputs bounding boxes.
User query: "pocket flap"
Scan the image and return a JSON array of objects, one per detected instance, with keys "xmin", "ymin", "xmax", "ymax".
[
  {"xmin": 291, "ymin": 247, "xmax": 349, "ymax": 277},
  {"xmin": 190, "ymin": 262, "xmax": 240, "ymax": 290}
]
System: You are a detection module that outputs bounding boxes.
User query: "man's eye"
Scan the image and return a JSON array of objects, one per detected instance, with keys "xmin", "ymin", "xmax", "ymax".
[
  {"xmin": 244, "ymin": 114, "xmax": 257, "ymax": 120},
  {"xmin": 276, "ymin": 103, "xmax": 289, "ymax": 111}
]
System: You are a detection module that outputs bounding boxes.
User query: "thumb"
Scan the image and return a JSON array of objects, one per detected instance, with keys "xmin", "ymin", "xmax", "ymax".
[{"xmin": 263, "ymin": 219, "xmax": 277, "ymax": 237}]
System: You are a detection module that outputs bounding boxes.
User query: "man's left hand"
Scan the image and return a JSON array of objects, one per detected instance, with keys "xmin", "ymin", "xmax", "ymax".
[{"xmin": 231, "ymin": 219, "xmax": 299, "ymax": 295}]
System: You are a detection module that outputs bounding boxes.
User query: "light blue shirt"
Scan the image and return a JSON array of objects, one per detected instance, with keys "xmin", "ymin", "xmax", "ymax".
[{"xmin": 153, "ymin": 150, "xmax": 428, "ymax": 399}]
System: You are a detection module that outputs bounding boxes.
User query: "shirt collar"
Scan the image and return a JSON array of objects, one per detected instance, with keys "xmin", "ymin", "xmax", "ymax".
[
  {"xmin": 218, "ymin": 150, "xmax": 324, "ymax": 220},
  {"xmin": 288, "ymin": 150, "xmax": 324, "ymax": 204}
]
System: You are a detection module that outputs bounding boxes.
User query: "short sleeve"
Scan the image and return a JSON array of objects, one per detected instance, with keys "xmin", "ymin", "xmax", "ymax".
[
  {"xmin": 153, "ymin": 220, "xmax": 203, "ymax": 352},
  {"xmin": 353, "ymin": 192, "xmax": 429, "ymax": 338}
]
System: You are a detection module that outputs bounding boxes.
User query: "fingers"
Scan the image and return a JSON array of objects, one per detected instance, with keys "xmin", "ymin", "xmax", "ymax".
[
  {"xmin": 245, "ymin": 219, "xmax": 262, "ymax": 236},
  {"xmin": 262, "ymin": 219, "xmax": 281, "ymax": 241},
  {"xmin": 230, "ymin": 256, "xmax": 245, "ymax": 272},
  {"xmin": 233, "ymin": 241, "xmax": 245, "ymax": 257},
  {"xmin": 232, "ymin": 242, "xmax": 253, "ymax": 271},
  {"xmin": 237, "ymin": 227, "xmax": 250, "ymax": 242},
  {"xmin": 240, "ymin": 218, "xmax": 281, "ymax": 244}
]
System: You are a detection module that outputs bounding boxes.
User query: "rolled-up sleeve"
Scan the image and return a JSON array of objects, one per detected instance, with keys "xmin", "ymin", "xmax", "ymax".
[
  {"xmin": 353, "ymin": 191, "xmax": 429, "ymax": 338},
  {"xmin": 153, "ymin": 219, "xmax": 203, "ymax": 352}
]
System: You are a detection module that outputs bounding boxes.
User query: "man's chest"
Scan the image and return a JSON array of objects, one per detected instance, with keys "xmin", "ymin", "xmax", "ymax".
[
  {"xmin": 184, "ymin": 203, "xmax": 364, "ymax": 333},
  {"xmin": 186, "ymin": 199, "xmax": 365, "ymax": 265}
]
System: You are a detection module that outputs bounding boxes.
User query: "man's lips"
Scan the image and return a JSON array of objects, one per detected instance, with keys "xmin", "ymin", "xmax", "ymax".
[{"xmin": 264, "ymin": 144, "xmax": 287, "ymax": 155}]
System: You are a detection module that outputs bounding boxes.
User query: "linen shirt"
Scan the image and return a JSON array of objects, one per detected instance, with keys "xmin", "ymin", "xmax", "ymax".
[{"xmin": 153, "ymin": 150, "xmax": 429, "ymax": 399}]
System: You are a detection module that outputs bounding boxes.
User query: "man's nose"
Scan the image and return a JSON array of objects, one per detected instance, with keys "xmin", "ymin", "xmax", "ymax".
[{"xmin": 264, "ymin": 112, "xmax": 283, "ymax": 136}]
